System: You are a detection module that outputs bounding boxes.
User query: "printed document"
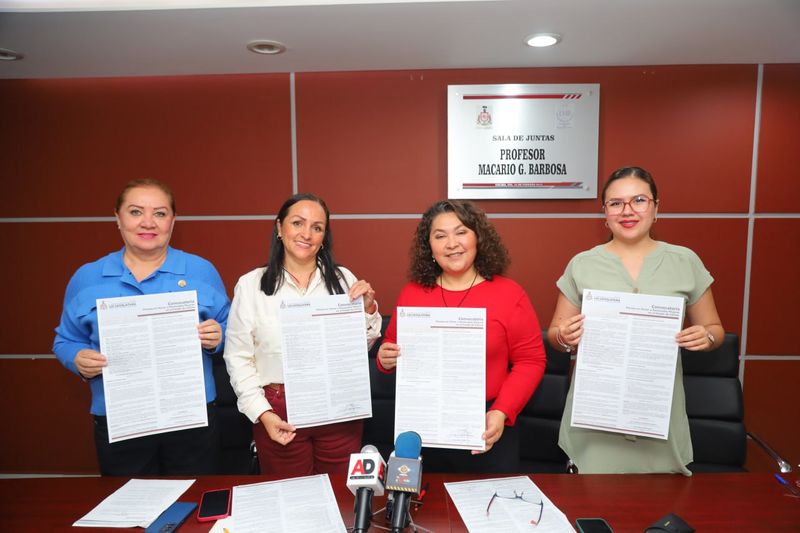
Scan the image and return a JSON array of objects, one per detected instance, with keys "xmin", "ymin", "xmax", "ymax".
[
  {"xmin": 396, "ymin": 306, "xmax": 486, "ymax": 450},
  {"xmin": 571, "ymin": 289, "xmax": 685, "ymax": 439},
  {"xmin": 73, "ymin": 478, "xmax": 194, "ymax": 528},
  {"xmin": 97, "ymin": 291, "xmax": 207, "ymax": 443},
  {"xmin": 231, "ymin": 474, "xmax": 346, "ymax": 533},
  {"xmin": 445, "ymin": 476, "xmax": 575, "ymax": 532},
  {"xmin": 280, "ymin": 294, "xmax": 372, "ymax": 428}
]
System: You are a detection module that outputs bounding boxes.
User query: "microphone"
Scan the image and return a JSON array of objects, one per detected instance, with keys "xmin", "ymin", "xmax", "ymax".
[
  {"xmin": 386, "ymin": 431, "xmax": 423, "ymax": 532},
  {"xmin": 346, "ymin": 444, "xmax": 386, "ymax": 533}
]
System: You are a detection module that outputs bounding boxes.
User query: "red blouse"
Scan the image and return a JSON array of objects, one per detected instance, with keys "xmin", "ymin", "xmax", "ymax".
[{"xmin": 378, "ymin": 275, "xmax": 546, "ymax": 425}]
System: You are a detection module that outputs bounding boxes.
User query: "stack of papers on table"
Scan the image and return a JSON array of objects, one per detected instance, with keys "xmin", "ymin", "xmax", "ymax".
[
  {"xmin": 445, "ymin": 476, "xmax": 575, "ymax": 532},
  {"xmin": 215, "ymin": 474, "xmax": 346, "ymax": 533},
  {"xmin": 73, "ymin": 479, "xmax": 194, "ymax": 528}
]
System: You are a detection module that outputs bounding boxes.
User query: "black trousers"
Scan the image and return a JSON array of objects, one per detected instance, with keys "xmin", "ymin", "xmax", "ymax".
[
  {"xmin": 93, "ymin": 402, "xmax": 221, "ymax": 476},
  {"xmin": 423, "ymin": 411, "xmax": 521, "ymax": 474}
]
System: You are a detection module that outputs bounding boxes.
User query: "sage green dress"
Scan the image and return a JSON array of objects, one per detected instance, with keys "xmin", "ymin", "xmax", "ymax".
[{"xmin": 556, "ymin": 242, "xmax": 713, "ymax": 475}]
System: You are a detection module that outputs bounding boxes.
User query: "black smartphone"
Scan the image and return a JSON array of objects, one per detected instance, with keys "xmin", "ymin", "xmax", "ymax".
[
  {"xmin": 196, "ymin": 488, "xmax": 232, "ymax": 522},
  {"xmin": 575, "ymin": 517, "xmax": 614, "ymax": 533}
]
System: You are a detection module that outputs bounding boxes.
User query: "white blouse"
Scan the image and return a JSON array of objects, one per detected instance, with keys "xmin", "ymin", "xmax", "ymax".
[{"xmin": 223, "ymin": 265, "xmax": 382, "ymax": 422}]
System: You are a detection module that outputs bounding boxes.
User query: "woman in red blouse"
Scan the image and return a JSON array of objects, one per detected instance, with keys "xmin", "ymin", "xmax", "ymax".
[{"xmin": 377, "ymin": 200, "xmax": 546, "ymax": 472}]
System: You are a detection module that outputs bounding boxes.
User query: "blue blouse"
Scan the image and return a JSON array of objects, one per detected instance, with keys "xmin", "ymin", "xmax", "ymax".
[{"xmin": 53, "ymin": 246, "xmax": 230, "ymax": 415}]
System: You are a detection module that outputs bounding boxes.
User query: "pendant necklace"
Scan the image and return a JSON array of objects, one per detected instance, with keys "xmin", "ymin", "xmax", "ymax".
[
  {"xmin": 284, "ymin": 268, "xmax": 313, "ymax": 296},
  {"xmin": 440, "ymin": 271, "xmax": 479, "ymax": 307}
]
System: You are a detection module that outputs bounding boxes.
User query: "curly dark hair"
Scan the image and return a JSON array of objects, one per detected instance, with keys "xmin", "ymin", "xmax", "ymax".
[{"xmin": 409, "ymin": 200, "xmax": 510, "ymax": 288}]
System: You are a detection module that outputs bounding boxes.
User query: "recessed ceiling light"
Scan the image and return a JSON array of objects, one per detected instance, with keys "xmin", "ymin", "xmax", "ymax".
[
  {"xmin": 247, "ymin": 40, "xmax": 287, "ymax": 56},
  {"xmin": 0, "ymin": 48, "xmax": 24, "ymax": 61},
  {"xmin": 525, "ymin": 33, "xmax": 561, "ymax": 48}
]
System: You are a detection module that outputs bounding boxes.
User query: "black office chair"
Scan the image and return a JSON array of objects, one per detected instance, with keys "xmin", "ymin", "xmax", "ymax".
[
  {"xmin": 212, "ymin": 355, "xmax": 260, "ymax": 474},
  {"xmin": 682, "ymin": 333, "xmax": 791, "ymax": 473},
  {"xmin": 517, "ymin": 334, "xmax": 571, "ymax": 472},
  {"xmin": 362, "ymin": 315, "xmax": 396, "ymax": 460}
]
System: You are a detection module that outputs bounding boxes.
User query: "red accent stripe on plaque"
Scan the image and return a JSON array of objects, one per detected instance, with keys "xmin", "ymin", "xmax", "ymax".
[
  {"xmin": 462, "ymin": 182, "xmax": 583, "ymax": 188},
  {"xmin": 463, "ymin": 93, "xmax": 582, "ymax": 100}
]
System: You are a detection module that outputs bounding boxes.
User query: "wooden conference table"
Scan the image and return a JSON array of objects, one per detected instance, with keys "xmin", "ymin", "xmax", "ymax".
[{"xmin": 1, "ymin": 472, "xmax": 798, "ymax": 532}]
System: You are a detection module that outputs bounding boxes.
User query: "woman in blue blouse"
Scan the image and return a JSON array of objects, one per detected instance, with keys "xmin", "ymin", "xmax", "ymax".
[{"xmin": 54, "ymin": 178, "xmax": 230, "ymax": 475}]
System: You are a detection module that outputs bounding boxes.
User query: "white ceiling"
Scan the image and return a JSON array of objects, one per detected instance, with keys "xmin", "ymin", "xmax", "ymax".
[{"xmin": 1, "ymin": 0, "xmax": 799, "ymax": 80}]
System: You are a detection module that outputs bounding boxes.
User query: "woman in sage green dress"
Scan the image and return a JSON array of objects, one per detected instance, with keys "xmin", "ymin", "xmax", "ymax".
[{"xmin": 548, "ymin": 166, "xmax": 724, "ymax": 475}]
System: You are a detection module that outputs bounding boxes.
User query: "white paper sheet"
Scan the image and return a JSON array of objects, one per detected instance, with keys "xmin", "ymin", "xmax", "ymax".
[
  {"xmin": 98, "ymin": 290, "xmax": 208, "ymax": 443},
  {"xmin": 396, "ymin": 306, "xmax": 486, "ymax": 450},
  {"xmin": 445, "ymin": 476, "xmax": 575, "ymax": 532},
  {"xmin": 571, "ymin": 289, "xmax": 685, "ymax": 439},
  {"xmin": 230, "ymin": 474, "xmax": 346, "ymax": 533},
  {"xmin": 208, "ymin": 516, "xmax": 236, "ymax": 532},
  {"xmin": 73, "ymin": 478, "xmax": 194, "ymax": 528},
  {"xmin": 279, "ymin": 294, "xmax": 372, "ymax": 428}
]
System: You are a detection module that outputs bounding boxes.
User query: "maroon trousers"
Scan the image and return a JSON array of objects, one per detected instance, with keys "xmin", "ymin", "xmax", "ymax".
[{"xmin": 253, "ymin": 385, "xmax": 363, "ymax": 477}]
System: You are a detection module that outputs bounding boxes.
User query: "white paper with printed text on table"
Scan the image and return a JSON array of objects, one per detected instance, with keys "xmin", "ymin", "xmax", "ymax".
[
  {"xmin": 73, "ymin": 478, "xmax": 195, "ymax": 528},
  {"xmin": 445, "ymin": 475, "xmax": 575, "ymax": 532},
  {"xmin": 231, "ymin": 474, "xmax": 346, "ymax": 533}
]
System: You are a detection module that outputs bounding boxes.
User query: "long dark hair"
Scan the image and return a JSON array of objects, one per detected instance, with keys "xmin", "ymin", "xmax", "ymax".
[
  {"xmin": 260, "ymin": 193, "xmax": 346, "ymax": 296},
  {"xmin": 409, "ymin": 200, "xmax": 509, "ymax": 288}
]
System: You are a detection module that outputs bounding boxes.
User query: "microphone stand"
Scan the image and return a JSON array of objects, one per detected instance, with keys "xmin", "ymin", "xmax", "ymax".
[
  {"xmin": 368, "ymin": 498, "xmax": 435, "ymax": 533},
  {"xmin": 368, "ymin": 517, "xmax": 435, "ymax": 533}
]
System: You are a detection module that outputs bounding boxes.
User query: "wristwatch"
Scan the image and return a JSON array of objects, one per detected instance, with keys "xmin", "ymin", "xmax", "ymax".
[{"xmin": 706, "ymin": 332, "xmax": 716, "ymax": 349}]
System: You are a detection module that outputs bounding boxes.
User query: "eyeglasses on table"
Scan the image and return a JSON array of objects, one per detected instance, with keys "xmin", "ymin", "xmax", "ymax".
[{"xmin": 486, "ymin": 490, "xmax": 543, "ymax": 526}]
